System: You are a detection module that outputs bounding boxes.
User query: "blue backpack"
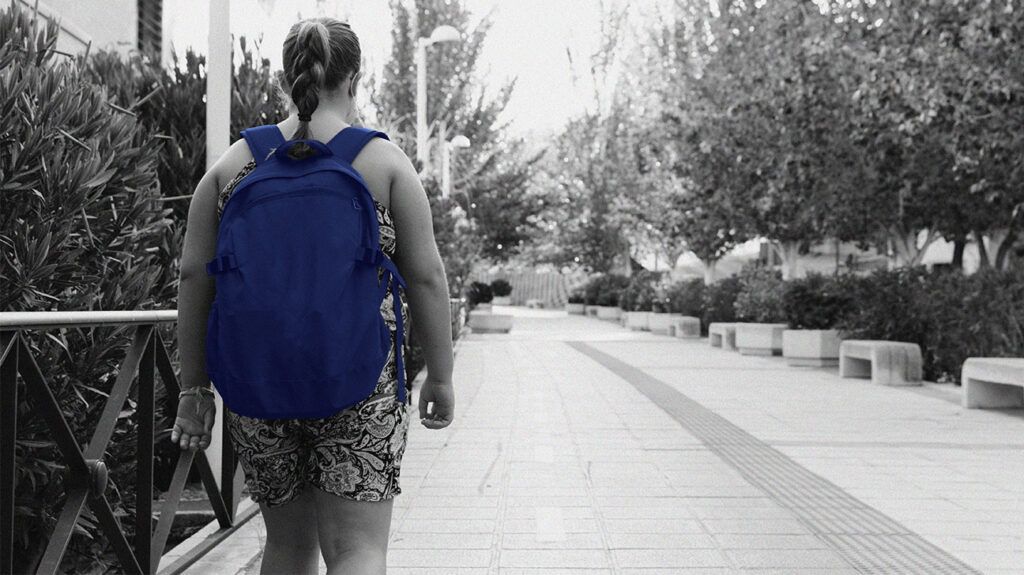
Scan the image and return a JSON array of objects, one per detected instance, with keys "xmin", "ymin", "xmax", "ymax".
[{"xmin": 204, "ymin": 124, "xmax": 408, "ymax": 419}]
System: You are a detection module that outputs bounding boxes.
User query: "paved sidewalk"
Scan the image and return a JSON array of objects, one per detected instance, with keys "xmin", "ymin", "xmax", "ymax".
[{"xmin": 181, "ymin": 307, "xmax": 1024, "ymax": 574}]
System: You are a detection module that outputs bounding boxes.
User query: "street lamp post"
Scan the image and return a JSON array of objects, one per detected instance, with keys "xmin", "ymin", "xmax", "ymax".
[
  {"xmin": 416, "ymin": 25, "xmax": 461, "ymax": 173},
  {"xmin": 441, "ymin": 126, "xmax": 471, "ymax": 200}
]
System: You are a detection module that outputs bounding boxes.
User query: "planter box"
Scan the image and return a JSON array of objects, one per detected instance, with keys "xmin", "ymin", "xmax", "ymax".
[
  {"xmin": 474, "ymin": 303, "xmax": 492, "ymax": 313},
  {"xmin": 492, "ymin": 296, "xmax": 511, "ymax": 305},
  {"xmin": 585, "ymin": 305, "xmax": 599, "ymax": 316},
  {"xmin": 624, "ymin": 311, "xmax": 651, "ymax": 331},
  {"xmin": 783, "ymin": 329, "xmax": 842, "ymax": 367},
  {"xmin": 735, "ymin": 323, "xmax": 788, "ymax": 356},
  {"xmin": 566, "ymin": 303, "xmax": 586, "ymax": 315},
  {"xmin": 708, "ymin": 322, "xmax": 737, "ymax": 350},
  {"xmin": 467, "ymin": 311, "xmax": 513, "ymax": 334},
  {"xmin": 671, "ymin": 316, "xmax": 701, "ymax": 339},
  {"xmin": 648, "ymin": 312, "xmax": 680, "ymax": 335},
  {"xmin": 596, "ymin": 306, "xmax": 622, "ymax": 321}
]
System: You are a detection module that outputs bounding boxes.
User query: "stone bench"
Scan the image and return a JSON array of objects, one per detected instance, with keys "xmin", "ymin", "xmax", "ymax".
[
  {"xmin": 839, "ymin": 340, "xmax": 922, "ymax": 386},
  {"xmin": 736, "ymin": 323, "xmax": 788, "ymax": 356},
  {"xmin": 624, "ymin": 311, "xmax": 650, "ymax": 331},
  {"xmin": 708, "ymin": 322, "xmax": 737, "ymax": 350},
  {"xmin": 962, "ymin": 358, "xmax": 1024, "ymax": 409},
  {"xmin": 671, "ymin": 316, "xmax": 701, "ymax": 339},
  {"xmin": 783, "ymin": 329, "xmax": 842, "ymax": 367},
  {"xmin": 467, "ymin": 311, "xmax": 513, "ymax": 334},
  {"xmin": 648, "ymin": 312, "xmax": 679, "ymax": 335}
]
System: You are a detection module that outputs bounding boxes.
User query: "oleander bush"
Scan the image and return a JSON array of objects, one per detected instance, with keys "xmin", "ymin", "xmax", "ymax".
[
  {"xmin": 782, "ymin": 273, "xmax": 857, "ymax": 330},
  {"xmin": 580, "ymin": 273, "xmax": 629, "ymax": 307},
  {"xmin": 490, "ymin": 278, "xmax": 513, "ymax": 297},
  {"xmin": 465, "ymin": 280, "xmax": 493, "ymax": 308},
  {"xmin": 701, "ymin": 275, "xmax": 743, "ymax": 328},
  {"xmin": 666, "ymin": 278, "xmax": 705, "ymax": 317},
  {"xmin": 567, "ymin": 288, "xmax": 585, "ymax": 304},
  {"xmin": 1, "ymin": 5, "xmax": 168, "ymax": 572},
  {"xmin": 619, "ymin": 270, "xmax": 660, "ymax": 312},
  {"xmin": 733, "ymin": 264, "xmax": 786, "ymax": 323},
  {"xmin": 837, "ymin": 267, "xmax": 1024, "ymax": 382}
]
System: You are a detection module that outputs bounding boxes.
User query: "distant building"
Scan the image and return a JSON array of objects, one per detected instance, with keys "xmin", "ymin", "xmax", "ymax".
[{"xmin": 18, "ymin": 0, "xmax": 168, "ymax": 63}]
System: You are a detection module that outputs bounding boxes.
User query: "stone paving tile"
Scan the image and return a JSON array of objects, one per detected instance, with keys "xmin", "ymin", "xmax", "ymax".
[{"xmin": 178, "ymin": 309, "xmax": 1023, "ymax": 575}]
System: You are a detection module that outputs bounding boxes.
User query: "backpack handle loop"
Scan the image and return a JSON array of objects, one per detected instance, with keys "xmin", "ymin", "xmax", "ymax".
[{"xmin": 273, "ymin": 139, "xmax": 334, "ymax": 162}]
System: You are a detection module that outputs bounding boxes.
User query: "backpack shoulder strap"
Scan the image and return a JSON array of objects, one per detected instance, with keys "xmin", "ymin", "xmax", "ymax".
[
  {"xmin": 329, "ymin": 126, "xmax": 390, "ymax": 165},
  {"xmin": 240, "ymin": 125, "xmax": 286, "ymax": 165}
]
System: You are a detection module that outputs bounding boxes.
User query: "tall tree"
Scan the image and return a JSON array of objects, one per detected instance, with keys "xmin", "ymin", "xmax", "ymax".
[{"xmin": 372, "ymin": 0, "xmax": 543, "ymax": 270}]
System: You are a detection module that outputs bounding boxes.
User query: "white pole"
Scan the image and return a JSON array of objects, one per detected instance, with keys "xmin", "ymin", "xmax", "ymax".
[
  {"xmin": 416, "ymin": 38, "xmax": 429, "ymax": 172},
  {"xmin": 205, "ymin": 0, "xmax": 232, "ymax": 501},
  {"xmin": 441, "ymin": 123, "xmax": 450, "ymax": 199}
]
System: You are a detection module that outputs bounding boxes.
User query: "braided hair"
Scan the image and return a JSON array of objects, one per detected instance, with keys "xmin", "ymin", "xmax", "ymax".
[{"xmin": 281, "ymin": 17, "xmax": 361, "ymax": 157}]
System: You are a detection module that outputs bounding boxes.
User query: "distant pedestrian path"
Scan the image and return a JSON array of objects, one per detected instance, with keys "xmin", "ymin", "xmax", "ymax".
[{"xmin": 185, "ymin": 306, "xmax": 1024, "ymax": 575}]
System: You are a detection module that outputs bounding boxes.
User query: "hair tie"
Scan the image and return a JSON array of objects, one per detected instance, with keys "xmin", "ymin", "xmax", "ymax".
[{"xmin": 298, "ymin": 113, "xmax": 312, "ymax": 122}]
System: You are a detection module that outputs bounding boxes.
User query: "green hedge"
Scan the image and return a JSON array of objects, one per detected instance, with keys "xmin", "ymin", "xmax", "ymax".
[
  {"xmin": 580, "ymin": 273, "xmax": 630, "ymax": 307},
  {"xmin": 837, "ymin": 268, "xmax": 1024, "ymax": 382},
  {"xmin": 619, "ymin": 270, "xmax": 660, "ymax": 311},
  {"xmin": 628, "ymin": 264, "xmax": 1024, "ymax": 383}
]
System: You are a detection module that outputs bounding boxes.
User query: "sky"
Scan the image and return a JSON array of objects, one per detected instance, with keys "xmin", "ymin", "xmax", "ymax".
[{"xmin": 166, "ymin": 0, "xmax": 627, "ymax": 140}]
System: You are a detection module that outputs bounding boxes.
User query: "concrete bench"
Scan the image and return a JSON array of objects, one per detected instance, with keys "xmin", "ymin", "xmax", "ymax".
[
  {"xmin": 648, "ymin": 312, "xmax": 679, "ymax": 335},
  {"xmin": 671, "ymin": 316, "xmax": 701, "ymax": 339},
  {"xmin": 736, "ymin": 323, "xmax": 787, "ymax": 356},
  {"xmin": 708, "ymin": 322, "xmax": 737, "ymax": 350},
  {"xmin": 839, "ymin": 340, "xmax": 922, "ymax": 386},
  {"xmin": 962, "ymin": 358, "xmax": 1024, "ymax": 409},
  {"xmin": 783, "ymin": 329, "xmax": 842, "ymax": 367},
  {"xmin": 624, "ymin": 311, "xmax": 650, "ymax": 331},
  {"xmin": 467, "ymin": 311, "xmax": 513, "ymax": 334}
]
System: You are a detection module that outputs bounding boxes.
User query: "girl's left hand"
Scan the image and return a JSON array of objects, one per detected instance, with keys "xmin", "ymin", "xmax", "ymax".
[{"xmin": 170, "ymin": 394, "xmax": 217, "ymax": 451}]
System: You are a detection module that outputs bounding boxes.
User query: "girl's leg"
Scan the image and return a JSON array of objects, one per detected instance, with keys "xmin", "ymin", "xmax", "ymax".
[
  {"xmin": 258, "ymin": 487, "xmax": 320, "ymax": 575},
  {"xmin": 314, "ymin": 491, "xmax": 395, "ymax": 575}
]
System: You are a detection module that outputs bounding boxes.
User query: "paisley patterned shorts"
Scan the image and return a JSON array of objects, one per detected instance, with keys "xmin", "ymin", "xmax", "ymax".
[{"xmin": 224, "ymin": 326, "xmax": 411, "ymax": 508}]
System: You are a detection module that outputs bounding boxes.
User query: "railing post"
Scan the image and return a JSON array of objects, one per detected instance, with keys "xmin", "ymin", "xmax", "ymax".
[
  {"xmin": 136, "ymin": 328, "xmax": 156, "ymax": 573},
  {"xmin": 1, "ymin": 330, "xmax": 18, "ymax": 575}
]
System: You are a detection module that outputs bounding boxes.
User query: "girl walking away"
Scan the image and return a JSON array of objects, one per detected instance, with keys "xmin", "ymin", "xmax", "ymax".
[{"xmin": 170, "ymin": 16, "xmax": 456, "ymax": 575}]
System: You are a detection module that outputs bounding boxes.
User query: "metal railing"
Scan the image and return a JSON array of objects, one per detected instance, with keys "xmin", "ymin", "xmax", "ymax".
[{"xmin": 0, "ymin": 311, "xmax": 247, "ymax": 575}]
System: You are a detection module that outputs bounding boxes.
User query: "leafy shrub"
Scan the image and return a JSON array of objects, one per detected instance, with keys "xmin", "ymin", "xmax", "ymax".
[
  {"xmin": 734, "ymin": 265, "xmax": 786, "ymax": 322},
  {"xmin": 465, "ymin": 281, "xmax": 493, "ymax": 307},
  {"xmin": 1, "ymin": 5, "xmax": 170, "ymax": 571},
  {"xmin": 619, "ymin": 270, "xmax": 659, "ymax": 311},
  {"xmin": 567, "ymin": 288, "xmax": 585, "ymax": 304},
  {"xmin": 701, "ymin": 275, "xmax": 743, "ymax": 327},
  {"xmin": 666, "ymin": 279, "xmax": 705, "ymax": 317},
  {"xmin": 782, "ymin": 273, "xmax": 857, "ymax": 329},
  {"xmin": 837, "ymin": 267, "xmax": 1024, "ymax": 382},
  {"xmin": 582, "ymin": 274, "xmax": 629, "ymax": 307},
  {"xmin": 490, "ymin": 278, "xmax": 513, "ymax": 297}
]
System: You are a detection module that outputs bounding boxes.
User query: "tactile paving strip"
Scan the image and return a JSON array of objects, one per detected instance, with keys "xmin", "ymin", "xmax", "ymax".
[{"xmin": 569, "ymin": 341, "xmax": 983, "ymax": 575}]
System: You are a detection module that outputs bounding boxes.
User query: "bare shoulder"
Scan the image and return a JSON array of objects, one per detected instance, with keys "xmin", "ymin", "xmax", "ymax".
[
  {"xmin": 361, "ymin": 135, "xmax": 410, "ymax": 172},
  {"xmin": 211, "ymin": 138, "xmax": 256, "ymax": 192}
]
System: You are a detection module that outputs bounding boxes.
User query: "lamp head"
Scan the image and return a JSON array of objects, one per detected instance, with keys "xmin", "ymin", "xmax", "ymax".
[
  {"xmin": 450, "ymin": 135, "xmax": 471, "ymax": 148},
  {"xmin": 429, "ymin": 25, "xmax": 461, "ymax": 44}
]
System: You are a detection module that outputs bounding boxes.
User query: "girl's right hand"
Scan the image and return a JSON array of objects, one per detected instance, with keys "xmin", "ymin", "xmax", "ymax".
[{"xmin": 418, "ymin": 378, "xmax": 454, "ymax": 429}]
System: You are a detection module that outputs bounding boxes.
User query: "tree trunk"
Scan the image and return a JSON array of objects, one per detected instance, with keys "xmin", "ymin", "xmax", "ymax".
[
  {"xmin": 975, "ymin": 229, "xmax": 990, "ymax": 269},
  {"xmin": 990, "ymin": 227, "xmax": 1017, "ymax": 271},
  {"xmin": 702, "ymin": 258, "xmax": 718, "ymax": 285},
  {"xmin": 889, "ymin": 227, "xmax": 937, "ymax": 268},
  {"xmin": 772, "ymin": 240, "xmax": 803, "ymax": 280},
  {"xmin": 951, "ymin": 234, "xmax": 966, "ymax": 271}
]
